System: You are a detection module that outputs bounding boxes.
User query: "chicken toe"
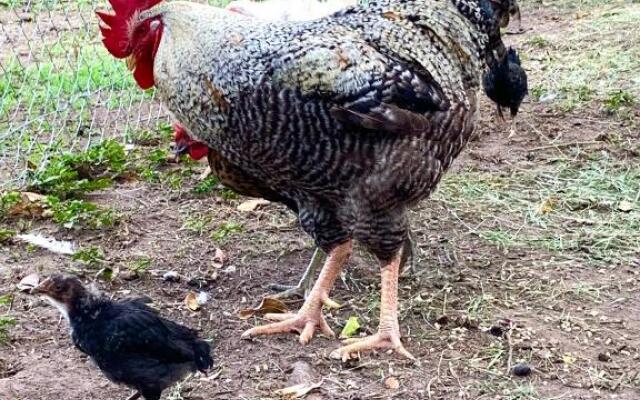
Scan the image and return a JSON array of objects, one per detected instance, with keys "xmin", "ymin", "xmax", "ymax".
[
  {"xmin": 242, "ymin": 241, "xmax": 351, "ymax": 343},
  {"xmin": 331, "ymin": 331, "xmax": 415, "ymax": 361},
  {"xmin": 269, "ymin": 248, "xmax": 326, "ymax": 300},
  {"xmin": 331, "ymin": 251, "xmax": 415, "ymax": 361}
]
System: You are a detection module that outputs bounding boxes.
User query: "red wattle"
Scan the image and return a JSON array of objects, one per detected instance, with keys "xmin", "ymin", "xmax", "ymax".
[{"xmin": 189, "ymin": 143, "xmax": 209, "ymax": 160}]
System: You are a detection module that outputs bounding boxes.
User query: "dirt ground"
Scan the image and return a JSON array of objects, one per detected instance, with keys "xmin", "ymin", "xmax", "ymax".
[{"xmin": 1, "ymin": 1, "xmax": 640, "ymax": 400}]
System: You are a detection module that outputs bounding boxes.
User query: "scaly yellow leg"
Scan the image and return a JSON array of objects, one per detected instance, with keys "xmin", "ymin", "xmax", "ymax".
[{"xmin": 330, "ymin": 250, "xmax": 415, "ymax": 361}]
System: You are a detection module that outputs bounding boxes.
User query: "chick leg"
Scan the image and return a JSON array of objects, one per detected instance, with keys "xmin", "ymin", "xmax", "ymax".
[
  {"xmin": 242, "ymin": 241, "xmax": 352, "ymax": 344},
  {"xmin": 125, "ymin": 392, "xmax": 141, "ymax": 400},
  {"xmin": 269, "ymin": 248, "xmax": 326, "ymax": 300},
  {"xmin": 330, "ymin": 250, "xmax": 415, "ymax": 361}
]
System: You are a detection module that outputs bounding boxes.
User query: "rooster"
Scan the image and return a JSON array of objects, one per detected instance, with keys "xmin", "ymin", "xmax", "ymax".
[
  {"xmin": 31, "ymin": 274, "xmax": 213, "ymax": 400},
  {"xmin": 97, "ymin": 0, "xmax": 527, "ymax": 360}
]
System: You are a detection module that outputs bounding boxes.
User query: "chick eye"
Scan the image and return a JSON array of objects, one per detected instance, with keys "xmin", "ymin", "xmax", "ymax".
[{"xmin": 54, "ymin": 284, "xmax": 63, "ymax": 292}]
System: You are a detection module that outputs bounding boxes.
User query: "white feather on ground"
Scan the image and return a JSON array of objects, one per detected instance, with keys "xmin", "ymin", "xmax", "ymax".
[{"xmin": 16, "ymin": 233, "xmax": 76, "ymax": 255}]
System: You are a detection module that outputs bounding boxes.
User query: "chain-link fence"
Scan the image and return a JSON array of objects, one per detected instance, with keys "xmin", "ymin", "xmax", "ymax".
[
  {"xmin": 0, "ymin": 0, "xmax": 172, "ymax": 189},
  {"xmin": 0, "ymin": 0, "xmax": 361, "ymax": 190}
]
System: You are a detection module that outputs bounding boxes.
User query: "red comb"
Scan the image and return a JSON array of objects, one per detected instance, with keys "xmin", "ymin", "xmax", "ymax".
[{"xmin": 96, "ymin": 0, "xmax": 163, "ymax": 58}]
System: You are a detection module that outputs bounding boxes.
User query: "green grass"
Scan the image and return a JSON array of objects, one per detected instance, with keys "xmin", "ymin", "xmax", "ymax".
[
  {"xmin": 0, "ymin": 228, "xmax": 16, "ymax": 242},
  {"xmin": 193, "ymin": 176, "xmax": 220, "ymax": 195},
  {"xmin": 0, "ymin": 0, "xmax": 95, "ymax": 11},
  {"xmin": 0, "ymin": 192, "xmax": 21, "ymax": 220},
  {"xmin": 436, "ymin": 156, "xmax": 640, "ymax": 265},
  {"xmin": 0, "ymin": 316, "xmax": 16, "ymax": 346},
  {"xmin": 0, "ymin": 295, "xmax": 11, "ymax": 306},
  {"xmin": 46, "ymin": 196, "xmax": 119, "ymax": 229},
  {"xmin": 128, "ymin": 256, "xmax": 152, "ymax": 274},
  {"xmin": 27, "ymin": 139, "xmax": 127, "ymax": 199},
  {"xmin": 126, "ymin": 123, "xmax": 174, "ymax": 146},
  {"xmin": 72, "ymin": 246, "xmax": 105, "ymax": 267},
  {"xmin": 524, "ymin": 4, "xmax": 640, "ymax": 114},
  {"xmin": 0, "ymin": 45, "xmax": 143, "ymax": 119},
  {"xmin": 211, "ymin": 222, "xmax": 244, "ymax": 242},
  {"xmin": 521, "ymin": 0, "xmax": 639, "ymax": 11}
]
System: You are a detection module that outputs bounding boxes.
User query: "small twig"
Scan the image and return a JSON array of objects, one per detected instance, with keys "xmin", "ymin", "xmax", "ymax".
[
  {"xmin": 426, "ymin": 376, "xmax": 437, "ymax": 399},
  {"xmin": 529, "ymin": 140, "xmax": 601, "ymax": 152},
  {"xmin": 505, "ymin": 322, "xmax": 515, "ymax": 375}
]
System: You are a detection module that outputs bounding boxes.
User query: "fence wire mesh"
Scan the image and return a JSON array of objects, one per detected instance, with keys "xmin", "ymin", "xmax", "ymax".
[
  {"xmin": 0, "ymin": 0, "xmax": 347, "ymax": 190},
  {"xmin": 0, "ymin": 0, "xmax": 173, "ymax": 189}
]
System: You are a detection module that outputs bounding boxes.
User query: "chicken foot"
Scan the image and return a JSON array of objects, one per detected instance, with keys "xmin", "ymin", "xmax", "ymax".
[
  {"xmin": 330, "ymin": 251, "xmax": 415, "ymax": 361},
  {"xmin": 269, "ymin": 248, "xmax": 327, "ymax": 300},
  {"xmin": 242, "ymin": 241, "xmax": 352, "ymax": 344}
]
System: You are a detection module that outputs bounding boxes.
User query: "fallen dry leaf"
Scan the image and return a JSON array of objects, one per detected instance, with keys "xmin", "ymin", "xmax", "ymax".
[
  {"xmin": 562, "ymin": 353, "xmax": 576, "ymax": 366},
  {"xmin": 274, "ymin": 381, "xmax": 323, "ymax": 399},
  {"xmin": 185, "ymin": 292, "xmax": 201, "ymax": 311},
  {"xmin": 238, "ymin": 297, "xmax": 288, "ymax": 320},
  {"xmin": 384, "ymin": 376, "xmax": 400, "ymax": 390},
  {"xmin": 284, "ymin": 361, "xmax": 324, "ymax": 400},
  {"xmin": 538, "ymin": 197, "xmax": 558, "ymax": 214},
  {"xmin": 17, "ymin": 273, "xmax": 39, "ymax": 292},
  {"xmin": 6, "ymin": 192, "xmax": 48, "ymax": 218},
  {"xmin": 237, "ymin": 198, "xmax": 270, "ymax": 212}
]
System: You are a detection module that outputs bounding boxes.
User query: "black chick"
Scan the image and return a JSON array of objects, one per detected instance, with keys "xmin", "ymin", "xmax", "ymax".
[
  {"xmin": 31, "ymin": 274, "xmax": 213, "ymax": 400},
  {"xmin": 483, "ymin": 47, "xmax": 528, "ymax": 119}
]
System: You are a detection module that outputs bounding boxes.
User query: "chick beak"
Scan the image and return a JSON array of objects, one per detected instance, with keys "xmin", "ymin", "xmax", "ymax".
[
  {"xmin": 30, "ymin": 277, "xmax": 52, "ymax": 295},
  {"xmin": 126, "ymin": 55, "xmax": 136, "ymax": 72}
]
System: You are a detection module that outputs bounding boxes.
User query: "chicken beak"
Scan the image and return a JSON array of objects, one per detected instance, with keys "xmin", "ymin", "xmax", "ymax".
[
  {"xmin": 173, "ymin": 143, "xmax": 190, "ymax": 157},
  {"xmin": 126, "ymin": 55, "xmax": 136, "ymax": 72}
]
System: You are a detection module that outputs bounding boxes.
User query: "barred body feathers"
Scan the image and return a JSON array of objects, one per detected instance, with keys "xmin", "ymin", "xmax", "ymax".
[{"xmin": 100, "ymin": 0, "xmax": 524, "ymax": 260}]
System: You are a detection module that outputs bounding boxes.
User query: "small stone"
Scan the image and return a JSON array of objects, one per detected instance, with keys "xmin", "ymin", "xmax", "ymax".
[
  {"xmin": 18, "ymin": 13, "xmax": 33, "ymax": 22},
  {"xmin": 512, "ymin": 363, "xmax": 532, "ymax": 377},
  {"xmin": 121, "ymin": 271, "xmax": 139, "ymax": 281},
  {"xmin": 187, "ymin": 277, "xmax": 207, "ymax": 287},
  {"xmin": 384, "ymin": 377, "xmax": 400, "ymax": 390},
  {"xmin": 597, "ymin": 353, "xmax": 611, "ymax": 362},
  {"xmin": 162, "ymin": 271, "xmax": 180, "ymax": 282}
]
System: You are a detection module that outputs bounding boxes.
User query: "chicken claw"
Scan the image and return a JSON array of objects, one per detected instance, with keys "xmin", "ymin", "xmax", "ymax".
[
  {"xmin": 331, "ymin": 249, "xmax": 416, "ymax": 361},
  {"xmin": 242, "ymin": 308, "xmax": 334, "ymax": 344},
  {"xmin": 242, "ymin": 241, "xmax": 352, "ymax": 344},
  {"xmin": 330, "ymin": 331, "xmax": 416, "ymax": 361}
]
